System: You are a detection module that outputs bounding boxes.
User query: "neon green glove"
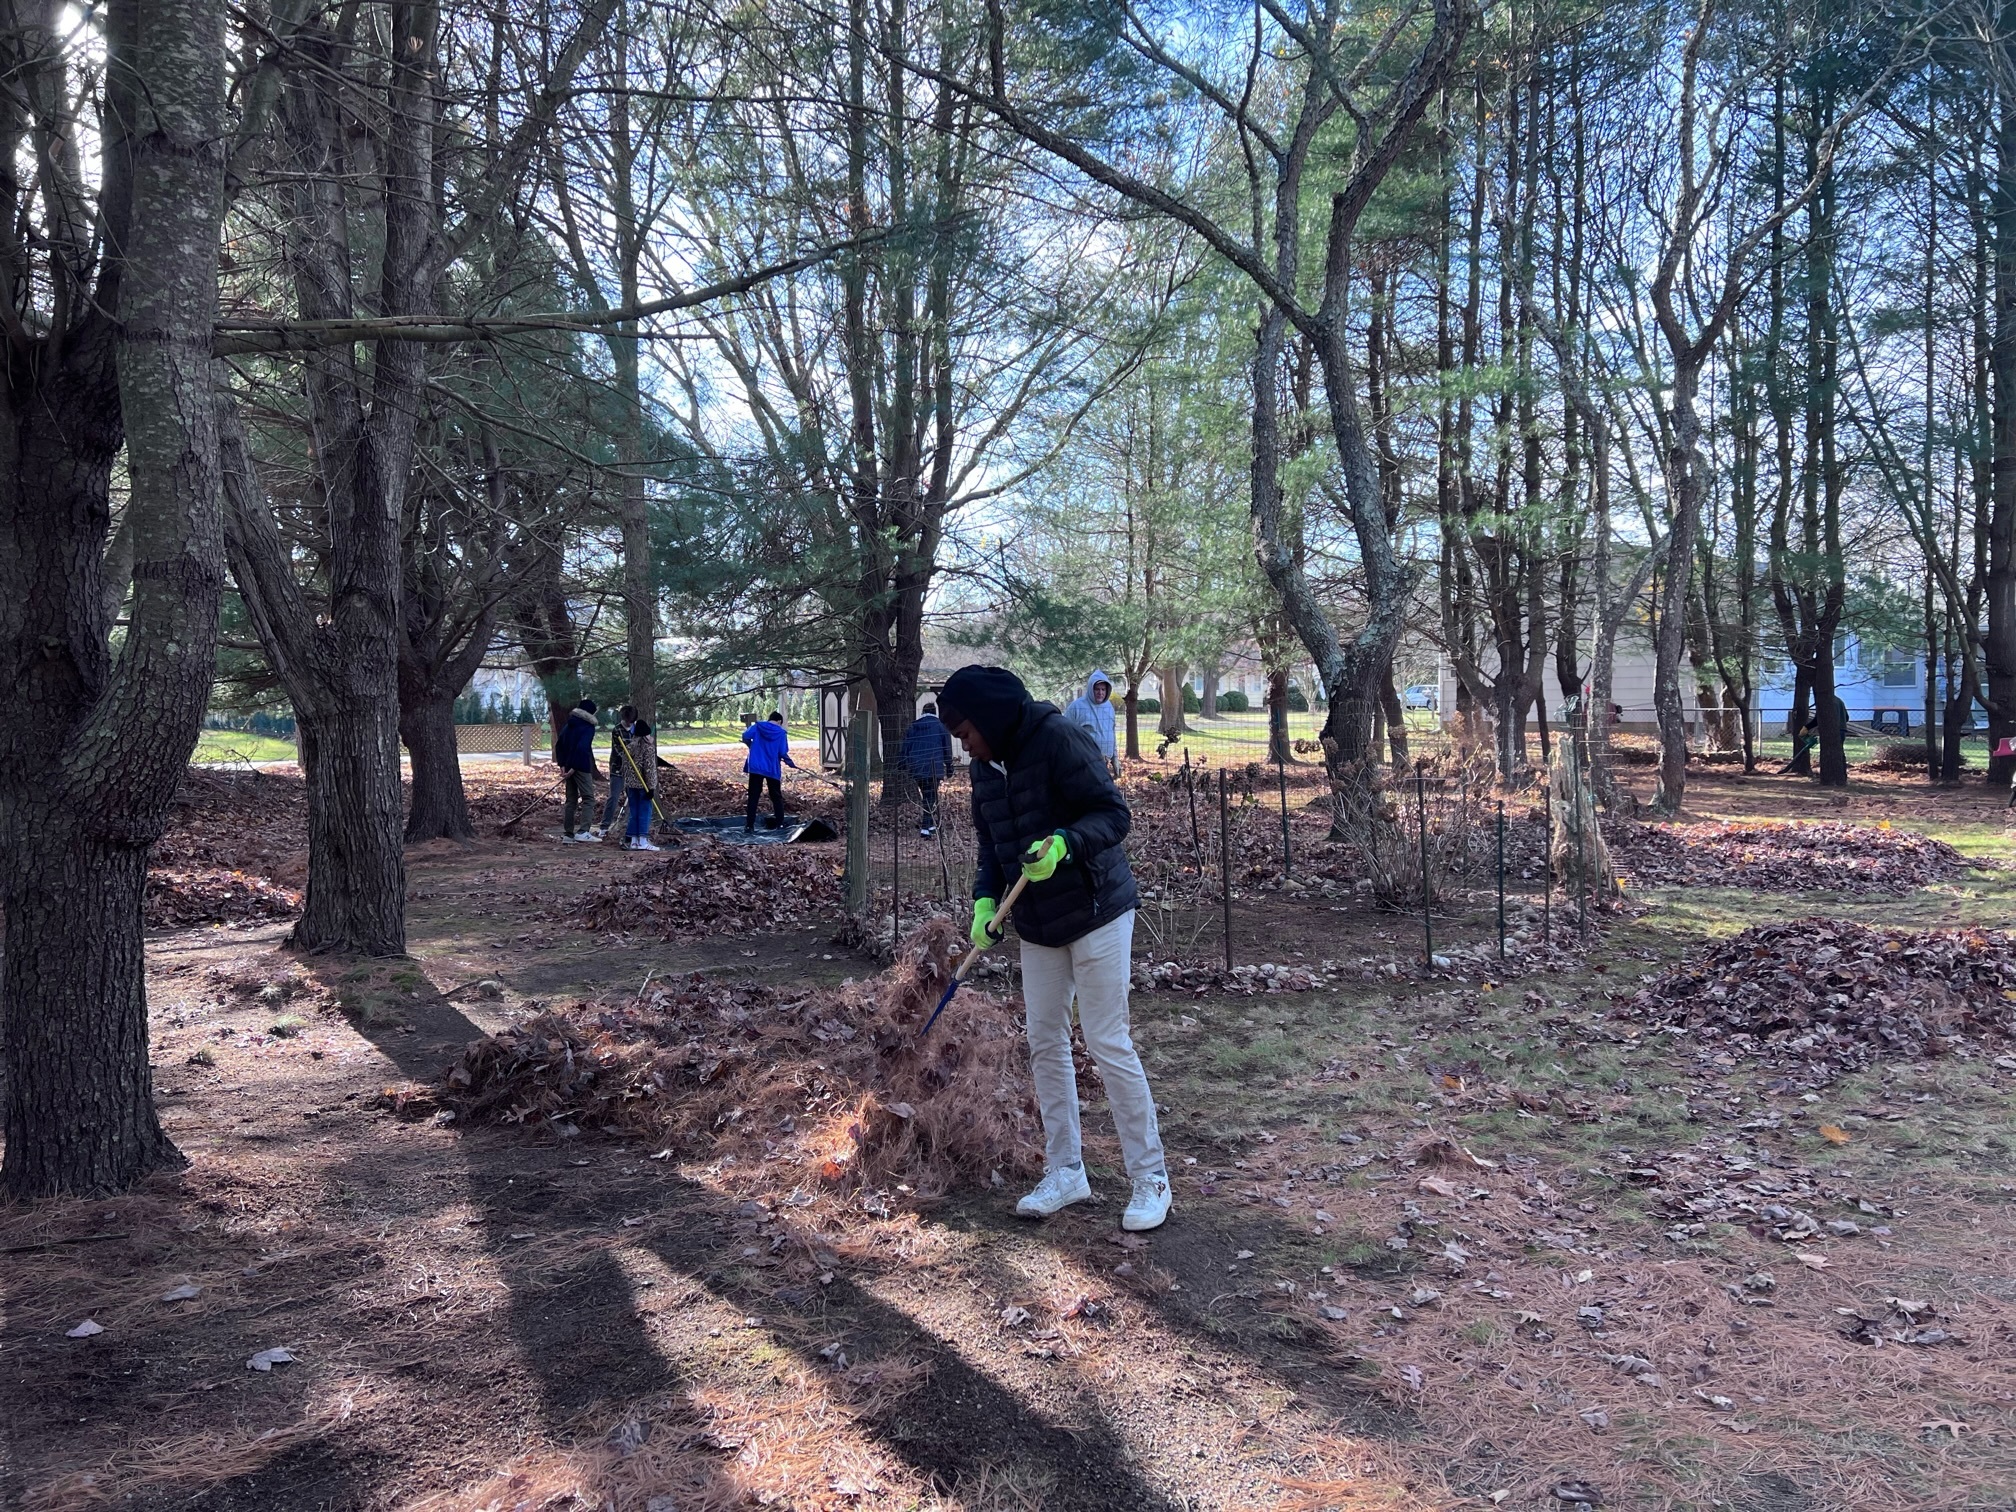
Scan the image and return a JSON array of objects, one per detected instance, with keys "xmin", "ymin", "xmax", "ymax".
[
  {"xmin": 1021, "ymin": 831, "xmax": 1069, "ymax": 882},
  {"xmin": 970, "ymin": 897, "xmax": 1000, "ymax": 950}
]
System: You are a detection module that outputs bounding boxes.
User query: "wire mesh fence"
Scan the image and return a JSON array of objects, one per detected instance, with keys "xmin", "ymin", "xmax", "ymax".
[{"xmin": 836, "ymin": 738, "xmax": 1611, "ymax": 980}]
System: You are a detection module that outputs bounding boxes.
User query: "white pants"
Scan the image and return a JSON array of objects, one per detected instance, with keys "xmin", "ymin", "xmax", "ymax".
[{"xmin": 1020, "ymin": 910, "xmax": 1164, "ymax": 1180}]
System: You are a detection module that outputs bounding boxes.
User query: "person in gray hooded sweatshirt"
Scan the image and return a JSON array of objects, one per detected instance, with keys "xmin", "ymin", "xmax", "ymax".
[{"xmin": 1065, "ymin": 669, "xmax": 1119, "ymax": 775}]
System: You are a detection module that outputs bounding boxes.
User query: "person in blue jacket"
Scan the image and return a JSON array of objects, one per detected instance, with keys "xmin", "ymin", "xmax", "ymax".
[
  {"xmin": 741, "ymin": 709, "xmax": 797, "ymax": 831},
  {"xmin": 898, "ymin": 701, "xmax": 955, "ymax": 837},
  {"xmin": 552, "ymin": 699, "xmax": 600, "ymax": 842}
]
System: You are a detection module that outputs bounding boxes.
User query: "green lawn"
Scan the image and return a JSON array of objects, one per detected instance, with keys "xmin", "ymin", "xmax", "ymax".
[
  {"xmin": 655, "ymin": 721, "xmax": 753, "ymax": 746},
  {"xmin": 1128, "ymin": 707, "xmax": 1439, "ymax": 762},
  {"xmin": 191, "ymin": 729, "xmax": 297, "ymax": 764}
]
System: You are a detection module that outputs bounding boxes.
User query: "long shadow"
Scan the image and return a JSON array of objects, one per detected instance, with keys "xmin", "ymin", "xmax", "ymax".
[{"xmin": 289, "ymin": 962, "xmax": 1188, "ymax": 1509}]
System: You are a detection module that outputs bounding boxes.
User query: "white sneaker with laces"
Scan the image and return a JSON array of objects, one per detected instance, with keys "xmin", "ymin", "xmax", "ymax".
[
  {"xmin": 1015, "ymin": 1163, "xmax": 1091, "ymax": 1218},
  {"xmin": 634, "ymin": 838, "xmax": 662, "ymax": 852},
  {"xmin": 1121, "ymin": 1172, "xmax": 1172, "ymax": 1232}
]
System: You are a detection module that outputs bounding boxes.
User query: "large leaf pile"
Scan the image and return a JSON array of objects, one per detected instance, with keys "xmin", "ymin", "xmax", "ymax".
[
  {"xmin": 435, "ymin": 918, "xmax": 1041, "ymax": 1197},
  {"xmin": 569, "ymin": 837, "xmax": 841, "ymax": 939},
  {"xmin": 1622, "ymin": 919, "xmax": 2016, "ymax": 1078},
  {"xmin": 1608, "ymin": 820, "xmax": 1967, "ymax": 895}
]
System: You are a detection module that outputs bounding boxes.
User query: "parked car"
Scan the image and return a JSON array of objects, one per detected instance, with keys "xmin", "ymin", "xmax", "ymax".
[{"xmin": 1401, "ymin": 683, "xmax": 1438, "ymax": 710}]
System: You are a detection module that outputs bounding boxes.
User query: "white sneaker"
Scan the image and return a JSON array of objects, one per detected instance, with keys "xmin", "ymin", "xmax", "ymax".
[
  {"xmin": 634, "ymin": 838, "xmax": 662, "ymax": 852},
  {"xmin": 1015, "ymin": 1164, "xmax": 1091, "ymax": 1218},
  {"xmin": 1121, "ymin": 1172, "xmax": 1171, "ymax": 1232}
]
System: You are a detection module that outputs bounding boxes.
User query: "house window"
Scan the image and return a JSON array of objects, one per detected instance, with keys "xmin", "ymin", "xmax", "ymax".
[{"xmin": 1881, "ymin": 658, "xmax": 1918, "ymax": 688}]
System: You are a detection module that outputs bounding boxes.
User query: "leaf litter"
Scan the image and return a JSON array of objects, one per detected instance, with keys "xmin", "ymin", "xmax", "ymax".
[
  {"xmin": 1619, "ymin": 919, "xmax": 2016, "ymax": 1081},
  {"xmin": 1607, "ymin": 819, "xmax": 1969, "ymax": 896}
]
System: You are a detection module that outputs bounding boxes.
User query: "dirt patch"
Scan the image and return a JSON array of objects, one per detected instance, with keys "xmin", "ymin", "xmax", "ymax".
[
  {"xmin": 1619, "ymin": 919, "xmax": 2016, "ymax": 1081},
  {"xmin": 1608, "ymin": 819, "xmax": 1970, "ymax": 896}
]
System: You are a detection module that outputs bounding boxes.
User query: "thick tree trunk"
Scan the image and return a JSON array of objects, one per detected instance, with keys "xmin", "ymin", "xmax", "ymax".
[
  {"xmin": 1157, "ymin": 662, "xmax": 1188, "ymax": 739},
  {"xmin": 1266, "ymin": 668, "xmax": 1293, "ymax": 764},
  {"xmin": 1986, "ymin": 38, "xmax": 2016, "ymax": 787},
  {"xmin": 617, "ymin": 414, "xmax": 657, "ymax": 726},
  {"xmin": 1, "ymin": 0, "xmax": 227, "ymax": 1196},
  {"xmin": 1815, "ymin": 672, "xmax": 1849, "ymax": 787},
  {"xmin": 1651, "ymin": 369, "xmax": 1703, "ymax": 815},
  {"xmin": 1123, "ymin": 685, "xmax": 1142, "ymax": 760},
  {"xmin": 2, "ymin": 838, "xmax": 179, "ymax": 1195},
  {"xmin": 294, "ymin": 704, "xmax": 407, "ymax": 955},
  {"xmin": 1200, "ymin": 667, "xmax": 1219, "ymax": 718},
  {"xmin": 1381, "ymin": 665, "xmax": 1409, "ymax": 767},
  {"xmin": 400, "ymin": 686, "xmax": 473, "ymax": 842}
]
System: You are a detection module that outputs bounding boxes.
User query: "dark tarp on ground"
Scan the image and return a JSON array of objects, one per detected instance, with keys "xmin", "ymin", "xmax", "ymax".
[{"xmin": 671, "ymin": 815, "xmax": 839, "ymax": 845}]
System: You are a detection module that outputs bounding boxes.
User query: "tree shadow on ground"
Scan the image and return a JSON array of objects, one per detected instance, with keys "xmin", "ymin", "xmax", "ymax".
[{"xmin": 224, "ymin": 961, "xmax": 1194, "ymax": 1510}]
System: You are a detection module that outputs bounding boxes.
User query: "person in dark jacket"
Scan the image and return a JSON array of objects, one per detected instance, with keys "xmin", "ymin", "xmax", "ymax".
[
  {"xmin": 899, "ymin": 702, "xmax": 955, "ymax": 837},
  {"xmin": 553, "ymin": 699, "xmax": 600, "ymax": 842},
  {"xmin": 937, "ymin": 664, "xmax": 1170, "ymax": 1233},
  {"xmin": 741, "ymin": 709, "xmax": 797, "ymax": 831}
]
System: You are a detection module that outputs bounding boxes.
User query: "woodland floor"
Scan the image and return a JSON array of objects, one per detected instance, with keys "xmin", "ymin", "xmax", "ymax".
[{"xmin": 4, "ymin": 748, "xmax": 2016, "ymax": 1512}]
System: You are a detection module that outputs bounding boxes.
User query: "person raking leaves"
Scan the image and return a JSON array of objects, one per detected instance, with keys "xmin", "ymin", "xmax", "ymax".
[
  {"xmin": 741, "ymin": 708, "xmax": 797, "ymax": 832},
  {"xmin": 937, "ymin": 664, "xmax": 1171, "ymax": 1233}
]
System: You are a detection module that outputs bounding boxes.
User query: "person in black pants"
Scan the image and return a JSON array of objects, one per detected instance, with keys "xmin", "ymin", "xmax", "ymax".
[
  {"xmin": 899, "ymin": 701, "xmax": 955, "ymax": 835},
  {"xmin": 741, "ymin": 709, "xmax": 797, "ymax": 831}
]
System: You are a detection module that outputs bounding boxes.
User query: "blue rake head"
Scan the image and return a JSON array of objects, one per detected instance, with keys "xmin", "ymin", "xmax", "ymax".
[{"xmin": 919, "ymin": 976, "xmax": 962, "ymax": 1039}]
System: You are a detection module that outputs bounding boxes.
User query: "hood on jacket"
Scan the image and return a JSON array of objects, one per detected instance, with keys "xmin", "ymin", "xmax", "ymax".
[
  {"xmin": 568, "ymin": 707, "xmax": 597, "ymax": 727},
  {"xmin": 937, "ymin": 665, "xmax": 1031, "ymax": 759},
  {"xmin": 1082, "ymin": 669, "xmax": 1114, "ymax": 703}
]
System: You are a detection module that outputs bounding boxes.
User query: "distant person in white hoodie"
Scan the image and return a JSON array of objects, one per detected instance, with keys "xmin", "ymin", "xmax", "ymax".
[{"xmin": 1065, "ymin": 669, "xmax": 1119, "ymax": 775}]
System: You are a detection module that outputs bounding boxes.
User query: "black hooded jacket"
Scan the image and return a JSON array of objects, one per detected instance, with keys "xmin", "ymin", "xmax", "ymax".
[{"xmin": 939, "ymin": 666, "xmax": 1138, "ymax": 948}]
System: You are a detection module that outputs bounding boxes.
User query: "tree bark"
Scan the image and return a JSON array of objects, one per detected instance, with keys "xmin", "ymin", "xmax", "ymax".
[
  {"xmin": 1, "ymin": 0, "xmax": 228, "ymax": 1196},
  {"xmin": 400, "ymin": 685, "xmax": 473, "ymax": 843},
  {"xmin": 1986, "ymin": 7, "xmax": 2016, "ymax": 786},
  {"xmin": 1157, "ymin": 662, "xmax": 1189, "ymax": 738}
]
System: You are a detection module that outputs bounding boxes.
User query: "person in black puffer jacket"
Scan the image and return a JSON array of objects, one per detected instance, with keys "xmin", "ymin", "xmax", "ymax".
[{"xmin": 936, "ymin": 665, "xmax": 1169, "ymax": 1233}]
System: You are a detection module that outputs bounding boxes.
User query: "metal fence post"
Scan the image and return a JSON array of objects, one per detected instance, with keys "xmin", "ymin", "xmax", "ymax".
[
  {"xmin": 1276, "ymin": 745, "xmax": 1292, "ymax": 880},
  {"xmin": 1218, "ymin": 769, "xmax": 1233, "ymax": 972},
  {"xmin": 845, "ymin": 703, "xmax": 871, "ymax": 915},
  {"xmin": 1496, "ymin": 800, "xmax": 1506, "ymax": 959},
  {"xmin": 1415, "ymin": 765, "xmax": 1433, "ymax": 971}
]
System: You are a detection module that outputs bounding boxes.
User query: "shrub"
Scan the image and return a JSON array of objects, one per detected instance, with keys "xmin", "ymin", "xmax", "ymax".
[
  {"xmin": 1182, "ymin": 685, "xmax": 1200, "ymax": 713},
  {"xmin": 1286, "ymin": 684, "xmax": 1309, "ymax": 713},
  {"xmin": 1217, "ymin": 689, "xmax": 1250, "ymax": 713},
  {"xmin": 1136, "ymin": 696, "xmax": 1160, "ymax": 714}
]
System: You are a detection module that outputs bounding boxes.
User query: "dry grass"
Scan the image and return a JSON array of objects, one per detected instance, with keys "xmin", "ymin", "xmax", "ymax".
[
  {"xmin": 402, "ymin": 1365, "xmax": 938, "ymax": 1512},
  {"xmin": 23, "ymin": 1387, "xmax": 377, "ymax": 1511}
]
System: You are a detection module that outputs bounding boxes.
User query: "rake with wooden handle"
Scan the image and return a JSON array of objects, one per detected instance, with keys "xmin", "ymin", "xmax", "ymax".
[{"xmin": 918, "ymin": 871, "xmax": 1032, "ymax": 1038}]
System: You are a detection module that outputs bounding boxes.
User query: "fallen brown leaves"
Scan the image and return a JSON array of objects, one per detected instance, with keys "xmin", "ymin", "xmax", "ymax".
[
  {"xmin": 1621, "ymin": 919, "xmax": 2016, "ymax": 1079},
  {"xmin": 568, "ymin": 838, "xmax": 842, "ymax": 940},
  {"xmin": 1607, "ymin": 819, "xmax": 1968, "ymax": 896},
  {"xmin": 438, "ymin": 918, "xmax": 1041, "ymax": 1200},
  {"xmin": 145, "ymin": 769, "xmax": 307, "ymax": 927}
]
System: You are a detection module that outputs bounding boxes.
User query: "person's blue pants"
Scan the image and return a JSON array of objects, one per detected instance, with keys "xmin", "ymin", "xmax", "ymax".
[{"xmin": 626, "ymin": 789, "xmax": 652, "ymax": 841}]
